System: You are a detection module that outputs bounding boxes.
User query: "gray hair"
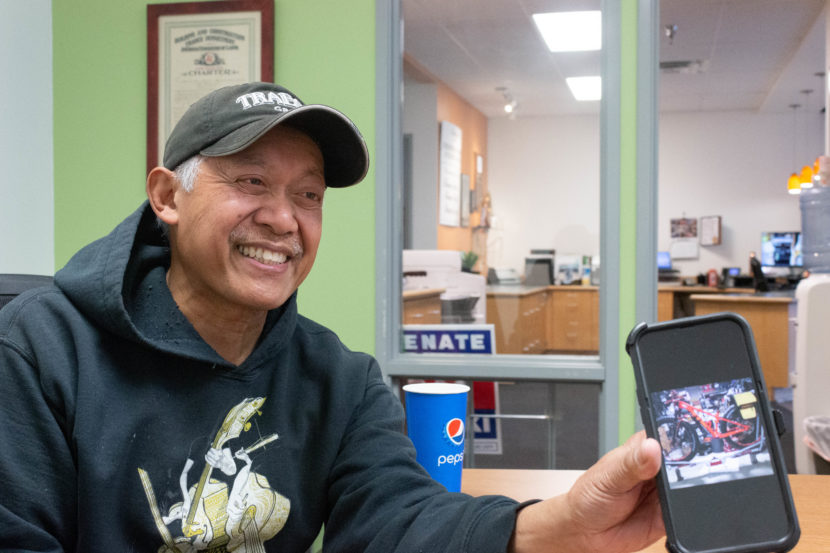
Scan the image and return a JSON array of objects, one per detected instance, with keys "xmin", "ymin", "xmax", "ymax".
[
  {"xmin": 173, "ymin": 154, "xmax": 204, "ymax": 192},
  {"xmin": 156, "ymin": 155, "xmax": 204, "ymax": 237}
]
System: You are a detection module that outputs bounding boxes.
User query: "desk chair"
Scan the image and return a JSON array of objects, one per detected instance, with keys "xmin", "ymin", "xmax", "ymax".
[
  {"xmin": 749, "ymin": 255, "xmax": 769, "ymax": 292},
  {"xmin": 0, "ymin": 273, "xmax": 54, "ymax": 311}
]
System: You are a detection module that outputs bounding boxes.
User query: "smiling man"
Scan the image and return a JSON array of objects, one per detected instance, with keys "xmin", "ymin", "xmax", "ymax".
[
  {"xmin": 0, "ymin": 82, "xmax": 663, "ymax": 552},
  {"xmin": 148, "ymin": 124, "xmax": 328, "ymax": 365}
]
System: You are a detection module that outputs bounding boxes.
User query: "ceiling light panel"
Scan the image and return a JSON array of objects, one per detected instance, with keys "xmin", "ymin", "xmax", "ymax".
[
  {"xmin": 533, "ymin": 11, "xmax": 602, "ymax": 52},
  {"xmin": 566, "ymin": 76, "xmax": 602, "ymax": 101}
]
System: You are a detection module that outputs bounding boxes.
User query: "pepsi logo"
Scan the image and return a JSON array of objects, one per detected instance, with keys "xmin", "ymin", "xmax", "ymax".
[{"xmin": 445, "ymin": 418, "xmax": 465, "ymax": 445}]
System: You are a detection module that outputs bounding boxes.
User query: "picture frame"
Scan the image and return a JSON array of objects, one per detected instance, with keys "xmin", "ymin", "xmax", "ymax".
[
  {"xmin": 700, "ymin": 215, "xmax": 722, "ymax": 246},
  {"xmin": 438, "ymin": 121, "xmax": 463, "ymax": 227},
  {"xmin": 147, "ymin": 0, "xmax": 274, "ymax": 172},
  {"xmin": 670, "ymin": 217, "xmax": 698, "ymax": 239}
]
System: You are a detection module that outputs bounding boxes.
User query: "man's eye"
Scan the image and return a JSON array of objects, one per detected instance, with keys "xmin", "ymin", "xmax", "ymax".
[{"xmin": 239, "ymin": 177, "xmax": 265, "ymax": 187}]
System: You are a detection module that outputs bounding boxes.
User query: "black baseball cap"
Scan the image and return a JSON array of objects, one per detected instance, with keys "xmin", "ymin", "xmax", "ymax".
[{"xmin": 162, "ymin": 82, "xmax": 369, "ymax": 188}]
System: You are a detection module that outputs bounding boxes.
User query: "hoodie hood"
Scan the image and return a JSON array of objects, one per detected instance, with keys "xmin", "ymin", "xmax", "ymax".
[{"xmin": 54, "ymin": 202, "xmax": 296, "ymax": 369}]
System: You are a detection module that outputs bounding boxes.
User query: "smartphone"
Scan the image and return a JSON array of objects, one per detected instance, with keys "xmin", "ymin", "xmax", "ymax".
[{"xmin": 626, "ymin": 312, "xmax": 799, "ymax": 553}]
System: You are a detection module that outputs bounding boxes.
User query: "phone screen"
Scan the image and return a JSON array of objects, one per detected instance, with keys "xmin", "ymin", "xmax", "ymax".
[
  {"xmin": 631, "ymin": 315, "xmax": 798, "ymax": 553},
  {"xmin": 650, "ymin": 378, "xmax": 774, "ymax": 490}
]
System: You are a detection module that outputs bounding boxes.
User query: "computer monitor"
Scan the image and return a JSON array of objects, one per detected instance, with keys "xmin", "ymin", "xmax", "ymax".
[
  {"xmin": 657, "ymin": 251, "xmax": 672, "ymax": 271},
  {"xmin": 760, "ymin": 231, "xmax": 802, "ymax": 268}
]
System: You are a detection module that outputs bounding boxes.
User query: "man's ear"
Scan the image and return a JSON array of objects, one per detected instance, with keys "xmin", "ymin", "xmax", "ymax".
[{"xmin": 146, "ymin": 167, "xmax": 180, "ymax": 226}]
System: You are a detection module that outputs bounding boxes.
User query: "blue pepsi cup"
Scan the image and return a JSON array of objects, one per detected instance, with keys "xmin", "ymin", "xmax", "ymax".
[{"xmin": 403, "ymin": 382, "xmax": 469, "ymax": 492}]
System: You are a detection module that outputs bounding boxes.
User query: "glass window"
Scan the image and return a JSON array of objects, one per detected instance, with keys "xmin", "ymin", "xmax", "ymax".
[
  {"xmin": 400, "ymin": 0, "xmax": 602, "ymax": 358},
  {"xmin": 466, "ymin": 381, "xmax": 601, "ymax": 470},
  {"xmin": 376, "ymin": 0, "xmax": 653, "ymax": 457}
]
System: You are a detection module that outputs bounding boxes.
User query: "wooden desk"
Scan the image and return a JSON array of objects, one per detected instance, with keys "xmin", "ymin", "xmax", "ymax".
[
  {"xmin": 658, "ymin": 285, "xmax": 754, "ymax": 321},
  {"xmin": 462, "ymin": 469, "xmax": 830, "ymax": 552},
  {"xmin": 486, "ymin": 285, "xmax": 598, "ymax": 354},
  {"xmin": 402, "ymin": 288, "xmax": 444, "ymax": 324},
  {"xmin": 486, "ymin": 286, "xmax": 549, "ymax": 354},
  {"xmin": 482, "ymin": 285, "xmax": 787, "ymax": 362},
  {"xmin": 691, "ymin": 293, "xmax": 795, "ymax": 396}
]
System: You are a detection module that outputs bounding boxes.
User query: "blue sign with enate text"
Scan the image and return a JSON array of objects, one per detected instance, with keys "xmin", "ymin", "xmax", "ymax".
[{"xmin": 402, "ymin": 324, "xmax": 495, "ymax": 354}]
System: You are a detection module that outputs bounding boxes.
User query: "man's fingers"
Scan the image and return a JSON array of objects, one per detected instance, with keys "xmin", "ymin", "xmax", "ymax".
[
  {"xmin": 622, "ymin": 477, "xmax": 666, "ymax": 545},
  {"xmin": 554, "ymin": 432, "xmax": 666, "ymax": 551},
  {"xmin": 596, "ymin": 431, "xmax": 662, "ymax": 496}
]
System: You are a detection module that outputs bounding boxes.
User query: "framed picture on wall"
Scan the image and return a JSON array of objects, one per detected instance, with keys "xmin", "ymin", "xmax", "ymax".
[
  {"xmin": 147, "ymin": 0, "xmax": 274, "ymax": 172},
  {"xmin": 439, "ymin": 121, "xmax": 463, "ymax": 227},
  {"xmin": 700, "ymin": 215, "xmax": 722, "ymax": 246},
  {"xmin": 670, "ymin": 217, "xmax": 698, "ymax": 238}
]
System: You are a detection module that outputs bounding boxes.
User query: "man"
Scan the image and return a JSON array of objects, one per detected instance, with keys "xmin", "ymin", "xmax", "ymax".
[{"xmin": 0, "ymin": 82, "xmax": 663, "ymax": 552}]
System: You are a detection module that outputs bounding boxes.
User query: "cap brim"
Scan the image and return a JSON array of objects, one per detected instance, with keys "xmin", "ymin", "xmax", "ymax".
[{"xmin": 200, "ymin": 105, "xmax": 369, "ymax": 188}]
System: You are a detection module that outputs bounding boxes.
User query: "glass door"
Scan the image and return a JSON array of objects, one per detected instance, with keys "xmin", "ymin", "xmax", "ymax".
[{"xmin": 375, "ymin": 0, "xmax": 659, "ymax": 467}]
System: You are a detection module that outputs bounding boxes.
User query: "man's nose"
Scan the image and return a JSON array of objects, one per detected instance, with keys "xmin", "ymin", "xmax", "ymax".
[{"xmin": 252, "ymin": 192, "xmax": 298, "ymax": 234}]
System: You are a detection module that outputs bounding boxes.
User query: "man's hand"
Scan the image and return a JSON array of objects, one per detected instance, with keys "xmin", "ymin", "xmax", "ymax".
[{"xmin": 510, "ymin": 431, "xmax": 665, "ymax": 553}]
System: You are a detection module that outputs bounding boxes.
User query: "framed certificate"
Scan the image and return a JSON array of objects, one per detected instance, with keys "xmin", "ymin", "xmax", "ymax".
[
  {"xmin": 147, "ymin": 0, "xmax": 274, "ymax": 172},
  {"xmin": 439, "ymin": 121, "xmax": 463, "ymax": 227},
  {"xmin": 700, "ymin": 215, "xmax": 722, "ymax": 246}
]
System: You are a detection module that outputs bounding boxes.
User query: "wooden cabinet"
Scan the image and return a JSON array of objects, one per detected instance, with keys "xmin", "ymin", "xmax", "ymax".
[
  {"xmin": 520, "ymin": 290, "xmax": 548, "ymax": 354},
  {"xmin": 402, "ymin": 288, "xmax": 443, "ymax": 324},
  {"xmin": 546, "ymin": 286, "xmax": 599, "ymax": 353},
  {"xmin": 486, "ymin": 287, "xmax": 548, "ymax": 354},
  {"xmin": 487, "ymin": 285, "xmax": 599, "ymax": 355},
  {"xmin": 691, "ymin": 294, "xmax": 794, "ymax": 398},
  {"xmin": 658, "ymin": 289, "xmax": 674, "ymax": 321}
]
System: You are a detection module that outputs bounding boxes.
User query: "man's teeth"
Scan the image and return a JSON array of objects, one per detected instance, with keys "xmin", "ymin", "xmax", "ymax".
[{"xmin": 238, "ymin": 245, "xmax": 288, "ymax": 265}]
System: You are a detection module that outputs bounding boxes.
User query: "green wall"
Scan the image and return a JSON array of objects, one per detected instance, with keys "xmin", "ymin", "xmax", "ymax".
[
  {"xmin": 53, "ymin": 0, "xmax": 149, "ymax": 260},
  {"xmin": 53, "ymin": 0, "xmax": 377, "ymax": 354},
  {"xmin": 618, "ymin": 0, "xmax": 638, "ymax": 442}
]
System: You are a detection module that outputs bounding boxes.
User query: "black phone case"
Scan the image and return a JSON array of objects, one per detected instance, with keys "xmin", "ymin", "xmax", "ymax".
[{"xmin": 626, "ymin": 312, "xmax": 800, "ymax": 553}]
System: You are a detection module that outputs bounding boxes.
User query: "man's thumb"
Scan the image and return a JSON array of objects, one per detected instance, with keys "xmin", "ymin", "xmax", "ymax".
[{"xmin": 600, "ymin": 432, "xmax": 662, "ymax": 494}]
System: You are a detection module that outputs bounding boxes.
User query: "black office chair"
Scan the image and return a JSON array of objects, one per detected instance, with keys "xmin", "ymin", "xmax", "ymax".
[
  {"xmin": 749, "ymin": 254, "xmax": 769, "ymax": 293},
  {"xmin": 0, "ymin": 274, "xmax": 54, "ymax": 311}
]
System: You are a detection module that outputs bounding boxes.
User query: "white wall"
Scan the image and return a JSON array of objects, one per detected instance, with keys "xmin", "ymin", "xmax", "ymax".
[
  {"xmin": 659, "ymin": 109, "xmax": 823, "ymax": 277},
  {"xmin": 0, "ymin": 0, "xmax": 54, "ymax": 275},
  {"xmin": 484, "ymin": 108, "xmax": 824, "ymax": 279},
  {"xmin": 487, "ymin": 114, "xmax": 601, "ymax": 275}
]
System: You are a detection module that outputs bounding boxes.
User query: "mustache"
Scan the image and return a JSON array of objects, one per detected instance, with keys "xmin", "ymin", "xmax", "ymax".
[{"xmin": 229, "ymin": 227, "xmax": 304, "ymax": 257}]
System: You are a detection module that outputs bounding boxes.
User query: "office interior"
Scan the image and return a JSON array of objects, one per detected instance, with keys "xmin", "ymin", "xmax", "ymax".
[{"xmin": 3, "ymin": 0, "xmax": 830, "ymax": 474}]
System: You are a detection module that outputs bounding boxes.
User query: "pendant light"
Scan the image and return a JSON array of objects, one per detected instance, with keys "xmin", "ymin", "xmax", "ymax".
[
  {"xmin": 799, "ymin": 164, "xmax": 815, "ymax": 189},
  {"xmin": 787, "ymin": 173, "xmax": 801, "ymax": 194},
  {"xmin": 788, "ymin": 173, "xmax": 802, "ymax": 194}
]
